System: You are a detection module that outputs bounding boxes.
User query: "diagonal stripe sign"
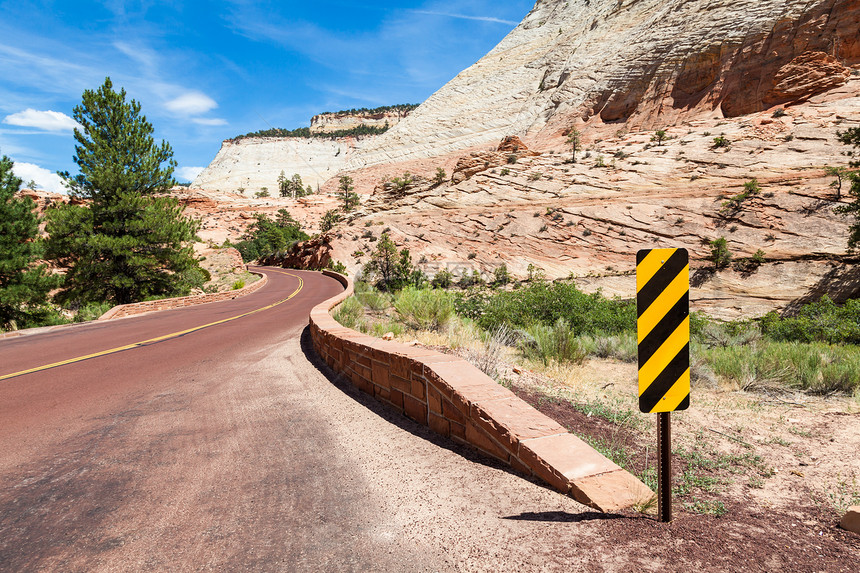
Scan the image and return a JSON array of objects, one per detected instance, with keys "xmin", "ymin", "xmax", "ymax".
[{"xmin": 637, "ymin": 248, "xmax": 690, "ymax": 414}]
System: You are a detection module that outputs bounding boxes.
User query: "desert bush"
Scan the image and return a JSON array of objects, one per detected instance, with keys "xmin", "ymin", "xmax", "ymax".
[
  {"xmin": 371, "ymin": 321, "xmax": 405, "ymax": 338},
  {"xmin": 355, "ymin": 289, "xmax": 393, "ymax": 311},
  {"xmin": 579, "ymin": 331, "xmax": 637, "ymax": 362},
  {"xmin": 431, "ymin": 269, "xmax": 453, "ymax": 289},
  {"xmin": 703, "ymin": 341, "xmax": 860, "ymax": 395},
  {"xmin": 472, "ymin": 281, "xmax": 635, "ymax": 336},
  {"xmin": 518, "ymin": 318, "xmax": 587, "ymax": 365},
  {"xmin": 394, "ymin": 287, "xmax": 454, "ymax": 331},
  {"xmin": 759, "ymin": 296, "xmax": 860, "ymax": 345},
  {"xmin": 333, "ymin": 296, "xmax": 365, "ymax": 329},
  {"xmin": 467, "ymin": 325, "xmax": 516, "ymax": 378}
]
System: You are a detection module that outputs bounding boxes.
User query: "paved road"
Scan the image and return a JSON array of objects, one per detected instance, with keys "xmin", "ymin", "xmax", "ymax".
[{"xmin": 0, "ymin": 267, "xmax": 602, "ymax": 572}]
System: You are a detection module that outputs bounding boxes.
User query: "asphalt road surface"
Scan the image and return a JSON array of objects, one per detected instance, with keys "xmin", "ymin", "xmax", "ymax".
[{"xmin": 0, "ymin": 267, "xmax": 609, "ymax": 572}]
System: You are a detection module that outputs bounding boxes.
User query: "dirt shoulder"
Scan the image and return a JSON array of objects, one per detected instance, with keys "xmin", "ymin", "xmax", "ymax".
[{"xmin": 414, "ymin": 340, "xmax": 860, "ymax": 571}]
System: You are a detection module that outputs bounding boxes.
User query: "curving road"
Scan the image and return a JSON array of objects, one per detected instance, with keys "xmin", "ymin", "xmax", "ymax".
[{"xmin": 0, "ymin": 267, "xmax": 601, "ymax": 572}]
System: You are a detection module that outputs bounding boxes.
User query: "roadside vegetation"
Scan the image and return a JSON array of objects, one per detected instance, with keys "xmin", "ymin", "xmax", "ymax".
[{"xmin": 330, "ymin": 235, "xmax": 860, "ymax": 517}]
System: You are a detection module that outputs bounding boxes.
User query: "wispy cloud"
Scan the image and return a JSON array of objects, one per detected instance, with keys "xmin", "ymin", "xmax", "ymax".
[
  {"xmin": 3, "ymin": 109, "xmax": 80, "ymax": 132},
  {"xmin": 192, "ymin": 118, "xmax": 228, "ymax": 126},
  {"xmin": 165, "ymin": 92, "xmax": 219, "ymax": 115},
  {"xmin": 11, "ymin": 161, "xmax": 67, "ymax": 194},
  {"xmin": 410, "ymin": 11, "xmax": 518, "ymax": 25},
  {"xmin": 175, "ymin": 166, "xmax": 204, "ymax": 182}
]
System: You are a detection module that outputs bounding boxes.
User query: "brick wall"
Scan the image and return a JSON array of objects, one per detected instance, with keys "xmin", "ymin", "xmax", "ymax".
[
  {"xmin": 99, "ymin": 272, "xmax": 267, "ymax": 320},
  {"xmin": 311, "ymin": 271, "xmax": 654, "ymax": 513}
]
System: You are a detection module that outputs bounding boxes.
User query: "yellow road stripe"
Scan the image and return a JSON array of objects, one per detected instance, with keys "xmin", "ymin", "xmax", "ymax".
[
  {"xmin": 636, "ymin": 249, "xmax": 673, "ymax": 291},
  {"xmin": 636, "ymin": 264, "xmax": 689, "ymax": 343},
  {"xmin": 0, "ymin": 270, "xmax": 303, "ymax": 382},
  {"xmin": 638, "ymin": 316, "xmax": 690, "ymax": 392},
  {"xmin": 646, "ymin": 370, "xmax": 691, "ymax": 413}
]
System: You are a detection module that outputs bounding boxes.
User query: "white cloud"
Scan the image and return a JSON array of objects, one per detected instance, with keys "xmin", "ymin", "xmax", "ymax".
[
  {"xmin": 11, "ymin": 162, "xmax": 67, "ymax": 194},
  {"xmin": 410, "ymin": 11, "xmax": 518, "ymax": 25},
  {"xmin": 192, "ymin": 117, "xmax": 228, "ymax": 126},
  {"xmin": 165, "ymin": 92, "xmax": 218, "ymax": 115},
  {"xmin": 3, "ymin": 109, "xmax": 80, "ymax": 132},
  {"xmin": 175, "ymin": 166, "xmax": 204, "ymax": 182}
]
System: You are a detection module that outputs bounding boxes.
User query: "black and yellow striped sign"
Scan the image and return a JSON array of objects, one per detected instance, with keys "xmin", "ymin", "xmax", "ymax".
[{"xmin": 637, "ymin": 248, "xmax": 690, "ymax": 413}]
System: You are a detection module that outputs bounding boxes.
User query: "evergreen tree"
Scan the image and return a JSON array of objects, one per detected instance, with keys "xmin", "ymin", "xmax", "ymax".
[
  {"xmin": 232, "ymin": 209, "xmax": 309, "ymax": 262},
  {"xmin": 364, "ymin": 232, "xmax": 414, "ymax": 291},
  {"xmin": 0, "ymin": 155, "xmax": 60, "ymax": 329},
  {"xmin": 566, "ymin": 128, "xmax": 581, "ymax": 163},
  {"xmin": 835, "ymin": 128, "xmax": 860, "ymax": 251},
  {"xmin": 45, "ymin": 78, "xmax": 203, "ymax": 305},
  {"xmin": 338, "ymin": 175, "xmax": 360, "ymax": 211}
]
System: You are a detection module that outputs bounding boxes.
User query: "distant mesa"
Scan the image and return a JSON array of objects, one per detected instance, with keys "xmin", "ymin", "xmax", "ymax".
[{"xmin": 192, "ymin": 104, "xmax": 419, "ymax": 193}]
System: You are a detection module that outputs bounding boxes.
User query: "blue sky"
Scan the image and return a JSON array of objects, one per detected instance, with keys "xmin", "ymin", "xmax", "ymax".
[{"xmin": 0, "ymin": 0, "xmax": 533, "ymax": 191}]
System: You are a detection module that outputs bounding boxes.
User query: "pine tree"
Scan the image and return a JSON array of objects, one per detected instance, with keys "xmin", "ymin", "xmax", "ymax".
[
  {"xmin": 338, "ymin": 175, "xmax": 359, "ymax": 211},
  {"xmin": 566, "ymin": 128, "xmax": 581, "ymax": 163},
  {"xmin": 0, "ymin": 155, "xmax": 60, "ymax": 329},
  {"xmin": 45, "ymin": 78, "xmax": 203, "ymax": 305}
]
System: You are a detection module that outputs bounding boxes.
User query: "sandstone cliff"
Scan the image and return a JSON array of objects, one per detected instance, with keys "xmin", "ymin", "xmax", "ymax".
[
  {"xmin": 191, "ymin": 107, "xmax": 415, "ymax": 194},
  {"xmin": 347, "ymin": 0, "xmax": 860, "ymax": 169},
  {"xmin": 191, "ymin": 137, "xmax": 355, "ymax": 194},
  {"xmin": 310, "ymin": 108, "xmax": 412, "ymax": 134}
]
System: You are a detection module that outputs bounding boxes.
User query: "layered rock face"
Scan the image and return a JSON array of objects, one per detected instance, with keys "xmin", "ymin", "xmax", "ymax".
[
  {"xmin": 310, "ymin": 109, "xmax": 410, "ymax": 134},
  {"xmin": 348, "ymin": 0, "xmax": 859, "ymax": 169}
]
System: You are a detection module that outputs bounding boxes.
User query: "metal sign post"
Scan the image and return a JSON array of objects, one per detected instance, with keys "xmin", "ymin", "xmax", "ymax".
[{"xmin": 636, "ymin": 248, "xmax": 690, "ymax": 523}]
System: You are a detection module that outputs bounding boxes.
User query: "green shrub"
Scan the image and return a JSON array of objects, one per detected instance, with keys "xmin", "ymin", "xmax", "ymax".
[
  {"xmin": 333, "ymin": 296, "xmax": 364, "ymax": 329},
  {"xmin": 493, "ymin": 264, "xmax": 510, "ymax": 286},
  {"xmin": 712, "ymin": 135, "xmax": 730, "ymax": 149},
  {"xmin": 431, "ymin": 269, "xmax": 453, "ymax": 289},
  {"xmin": 355, "ymin": 289, "xmax": 393, "ymax": 311},
  {"xmin": 232, "ymin": 280, "xmax": 245, "ymax": 290},
  {"xmin": 473, "ymin": 281, "xmax": 635, "ymax": 336},
  {"xmin": 74, "ymin": 301, "xmax": 113, "ymax": 322},
  {"xmin": 760, "ymin": 296, "xmax": 860, "ymax": 345},
  {"xmin": 518, "ymin": 318, "xmax": 587, "ymax": 365},
  {"xmin": 394, "ymin": 287, "xmax": 454, "ymax": 331},
  {"xmin": 371, "ymin": 321, "xmax": 405, "ymax": 338}
]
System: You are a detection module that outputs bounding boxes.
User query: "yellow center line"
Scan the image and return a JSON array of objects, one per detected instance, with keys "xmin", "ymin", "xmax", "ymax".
[{"xmin": 0, "ymin": 270, "xmax": 304, "ymax": 382}]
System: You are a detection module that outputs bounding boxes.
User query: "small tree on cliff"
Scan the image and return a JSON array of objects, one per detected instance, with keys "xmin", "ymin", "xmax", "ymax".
[
  {"xmin": 566, "ymin": 128, "xmax": 582, "ymax": 163},
  {"xmin": 45, "ymin": 77, "xmax": 203, "ymax": 305},
  {"xmin": 835, "ymin": 127, "xmax": 860, "ymax": 251},
  {"xmin": 338, "ymin": 175, "xmax": 360, "ymax": 211},
  {"xmin": 0, "ymin": 155, "xmax": 61, "ymax": 329}
]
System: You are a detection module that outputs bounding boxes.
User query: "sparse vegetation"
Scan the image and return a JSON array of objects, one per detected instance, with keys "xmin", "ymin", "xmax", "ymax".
[
  {"xmin": 651, "ymin": 129, "xmax": 668, "ymax": 146},
  {"xmin": 712, "ymin": 134, "xmax": 730, "ymax": 149}
]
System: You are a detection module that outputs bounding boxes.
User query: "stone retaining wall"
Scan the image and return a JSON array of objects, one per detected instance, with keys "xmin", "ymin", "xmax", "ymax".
[
  {"xmin": 310, "ymin": 271, "xmax": 654, "ymax": 512},
  {"xmin": 99, "ymin": 272, "xmax": 267, "ymax": 320}
]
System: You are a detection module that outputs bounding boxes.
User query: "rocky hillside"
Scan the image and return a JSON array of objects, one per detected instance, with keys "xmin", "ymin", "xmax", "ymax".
[
  {"xmin": 347, "ymin": 0, "xmax": 860, "ymax": 169},
  {"xmin": 188, "ymin": 0, "xmax": 860, "ymax": 319}
]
